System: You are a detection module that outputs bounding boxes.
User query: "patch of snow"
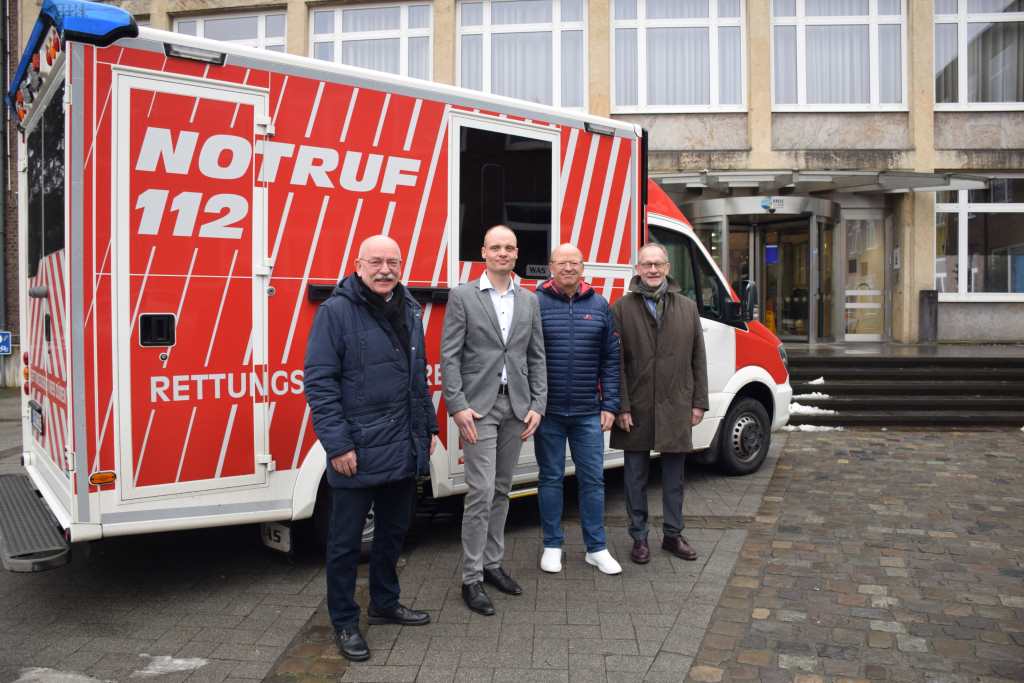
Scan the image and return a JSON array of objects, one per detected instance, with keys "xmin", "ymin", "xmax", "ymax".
[
  {"xmin": 16, "ymin": 669, "xmax": 110, "ymax": 683},
  {"xmin": 782, "ymin": 424, "xmax": 845, "ymax": 432},
  {"xmin": 789, "ymin": 402, "xmax": 837, "ymax": 415},
  {"xmin": 130, "ymin": 655, "xmax": 208, "ymax": 678},
  {"xmin": 793, "ymin": 392, "xmax": 830, "ymax": 399},
  {"xmin": 808, "ymin": 376, "xmax": 826, "ymax": 385}
]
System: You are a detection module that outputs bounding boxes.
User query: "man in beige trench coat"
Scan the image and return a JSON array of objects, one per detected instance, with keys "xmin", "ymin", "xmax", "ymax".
[{"xmin": 611, "ymin": 242, "xmax": 709, "ymax": 564}]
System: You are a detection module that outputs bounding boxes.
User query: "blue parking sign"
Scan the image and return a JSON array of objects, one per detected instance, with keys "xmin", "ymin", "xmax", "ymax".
[{"xmin": 0, "ymin": 331, "xmax": 10, "ymax": 356}]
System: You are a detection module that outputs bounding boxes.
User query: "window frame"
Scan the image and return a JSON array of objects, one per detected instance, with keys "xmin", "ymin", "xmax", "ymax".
[
  {"xmin": 456, "ymin": 0, "xmax": 588, "ymax": 109},
  {"xmin": 611, "ymin": 0, "xmax": 748, "ymax": 114},
  {"xmin": 448, "ymin": 112, "xmax": 562, "ymax": 284},
  {"xmin": 935, "ymin": 174, "xmax": 1024, "ymax": 302},
  {"xmin": 770, "ymin": 0, "xmax": 908, "ymax": 112},
  {"xmin": 172, "ymin": 10, "xmax": 287, "ymax": 51},
  {"xmin": 934, "ymin": 0, "xmax": 1024, "ymax": 110},
  {"xmin": 309, "ymin": 2, "xmax": 434, "ymax": 79}
]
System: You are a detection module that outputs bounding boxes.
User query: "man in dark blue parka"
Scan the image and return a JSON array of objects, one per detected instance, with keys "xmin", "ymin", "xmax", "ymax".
[
  {"xmin": 534, "ymin": 243, "xmax": 623, "ymax": 576},
  {"xmin": 304, "ymin": 235, "xmax": 437, "ymax": 662}
]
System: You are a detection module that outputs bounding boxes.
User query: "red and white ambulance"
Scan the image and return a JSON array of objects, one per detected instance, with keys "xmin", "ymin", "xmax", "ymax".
[{"xmin": 3, "ymin": 0, "xmax": 788, "ymax": 570}]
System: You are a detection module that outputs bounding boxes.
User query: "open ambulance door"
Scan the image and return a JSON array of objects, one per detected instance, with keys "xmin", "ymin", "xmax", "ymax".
[{"xmin": 110, "ymin": 69, "xmax": 272, "ymax": 502}]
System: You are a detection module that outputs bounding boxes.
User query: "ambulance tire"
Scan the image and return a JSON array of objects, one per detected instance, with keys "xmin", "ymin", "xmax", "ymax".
[
  {"xmin": 310, "ymin": 480, "xmax": 375, "ymax": 560},
  {"xmin": 717, "ymin": 398, "xmax": 770, "ymax": 476}
]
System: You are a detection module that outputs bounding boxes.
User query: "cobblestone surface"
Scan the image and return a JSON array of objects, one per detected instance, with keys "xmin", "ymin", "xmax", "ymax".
[{"xmin": 685, "ymin": 430, "xmax": 1024, "ymax": 683}]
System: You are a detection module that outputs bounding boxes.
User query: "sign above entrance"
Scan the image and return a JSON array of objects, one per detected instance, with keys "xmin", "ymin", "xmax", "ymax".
[{"xmin": 760, "ymin": 197, "xmax": 785, "ymax": 213}]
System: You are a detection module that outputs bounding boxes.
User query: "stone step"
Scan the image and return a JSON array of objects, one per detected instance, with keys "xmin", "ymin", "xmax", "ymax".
[
  {"xmin": 792, "ymin": 395, "xmax": 1024, "ymax": 411},
  {"xmin": 790, "ymin": 380, "xmax": 1024, "ymax": 396},
  {"xmin": 789, "ymin": 410, "xmax": 1024, "ymax": 427}
]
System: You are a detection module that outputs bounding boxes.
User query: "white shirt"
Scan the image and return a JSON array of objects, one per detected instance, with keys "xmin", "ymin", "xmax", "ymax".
[{"xmin": 480, "ymin": 272, "xmax": 516, "ymax": 385}]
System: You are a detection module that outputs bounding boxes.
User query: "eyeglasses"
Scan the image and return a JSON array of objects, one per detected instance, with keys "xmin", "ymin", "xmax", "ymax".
[
  {"xmin": 360, "ymin": 257, "xmax": 402, "ymax": 270},
  {"xmin": 551, "ymin": 260, "xmax": 582, "ymax": 270},
  {"xmin": 638, "ymin": 261, "xmax": 668, "ymax": 270}
]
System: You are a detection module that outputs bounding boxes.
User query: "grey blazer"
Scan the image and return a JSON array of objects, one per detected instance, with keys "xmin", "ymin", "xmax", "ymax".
[{"xmin": 441, "ymin": 278, "xmax": 547, "ymax": 421}]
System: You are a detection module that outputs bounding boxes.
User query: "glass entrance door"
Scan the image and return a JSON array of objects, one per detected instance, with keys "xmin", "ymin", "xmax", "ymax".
[
  {"xmin": 818, "ymin": 220, "xmax": 835, "ymax": 340},
  {"xmin": 843, "ymin": 218, "xmax": 885, "ymax": 341},
  {"xmin": 762, "ymin": 225, "xmax": 810, "ymax": 341}
]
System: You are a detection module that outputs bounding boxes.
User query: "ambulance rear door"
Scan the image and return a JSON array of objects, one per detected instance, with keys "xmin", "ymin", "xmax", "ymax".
[{"xmin": 110, "ymin": 69, "xmax": 272, "ymax": 501}]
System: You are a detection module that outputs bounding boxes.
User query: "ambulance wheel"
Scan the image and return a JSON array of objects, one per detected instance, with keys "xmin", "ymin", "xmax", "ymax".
[
  {"xmin": 311, "ymin": 481, "xmax": 374, "ymax": 559},
  {"xmin": 717, "ymin": 398, "xmax": 770, "ymax": 476}
]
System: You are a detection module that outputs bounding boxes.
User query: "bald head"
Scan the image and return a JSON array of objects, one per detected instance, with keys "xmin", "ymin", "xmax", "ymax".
[
  {"xmin": 550, "ymin": 243, "xmax": 584, "ymax": 296},
  {"xmin": 481, "ymin": 225, "xmax": 518, "ymax": 283},
  {"xmin": 356, "ymin": 234, "xmax": 402, "ymax": 296},
  {"xmin": 483, "ymin": 225, "xmax": 517, "ymax": 247}
]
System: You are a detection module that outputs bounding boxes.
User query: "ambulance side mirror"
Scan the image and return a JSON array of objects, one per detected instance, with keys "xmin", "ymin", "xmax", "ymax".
[{"xmin": 739, "ymin": 280, "xmax": 758, "ymax": 322}]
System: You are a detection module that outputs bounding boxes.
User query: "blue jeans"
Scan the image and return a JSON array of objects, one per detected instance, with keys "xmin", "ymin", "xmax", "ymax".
[{"xmin": 534, "ymin": 413, "xmax": 607, "ymax": 553}]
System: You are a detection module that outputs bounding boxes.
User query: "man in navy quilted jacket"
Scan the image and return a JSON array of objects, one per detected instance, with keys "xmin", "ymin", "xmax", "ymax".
[
  {"xmin": 534, "ymin": 243, "xmax": 622, "ymax": 575},
  {"xmin": 304, "ymin": 235, "xmax": 437, "ymax": 662}
]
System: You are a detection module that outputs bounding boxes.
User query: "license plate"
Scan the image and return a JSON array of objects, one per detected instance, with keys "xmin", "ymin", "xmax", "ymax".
[
  {"xmin": 260, "ymin": 522, "xmax": 291, "ymax": 554},
  {"xmin": 29, "ymin": 400, "xmax": 44, "ymax": 437}
]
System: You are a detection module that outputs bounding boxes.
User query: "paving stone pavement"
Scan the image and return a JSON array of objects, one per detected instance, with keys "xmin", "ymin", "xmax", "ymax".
[{"xmin": 684, "ymin": 430, "xmax": 1024, "ymax": 683}]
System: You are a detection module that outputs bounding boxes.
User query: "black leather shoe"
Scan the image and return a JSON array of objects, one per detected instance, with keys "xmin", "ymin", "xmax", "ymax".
[
  {"xmin": 462, "ymin": 582, "xmax": 496, "ymax": 616},
  {"xmin": 483, "ymin": 566, "xmax": 522, "ymax": 595},
  {"xmin": 334, "ymin": 627, "xmax": 369, "ymax": 662},
  {"xmin": 367, "ymin": 603, "xmax": 431, "ymax": 626}
]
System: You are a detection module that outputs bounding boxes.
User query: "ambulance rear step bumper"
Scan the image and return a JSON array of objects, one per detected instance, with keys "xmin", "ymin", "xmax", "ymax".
[{"xmin": 0, "ymin": 474, "xmax": 70, "ymax": 572}]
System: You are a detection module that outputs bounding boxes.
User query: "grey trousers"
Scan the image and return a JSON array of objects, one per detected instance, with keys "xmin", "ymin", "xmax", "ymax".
[
  {"xmin": 461, "ymin": 395, "xmax": 523, "ymax": 584},
  {"xmin": 623, "ymin": 450, "xmax": 686, "ymax": 541}
]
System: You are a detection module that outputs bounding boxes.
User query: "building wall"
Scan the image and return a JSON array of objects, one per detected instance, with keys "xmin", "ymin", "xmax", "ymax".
[
  {"xmin": 938, "ymin": 303, "xmax": 1024, "ymax": 343},
  {"xmin": 8, "ymin": 0, "xmax": 1023, "ymax": 348}
]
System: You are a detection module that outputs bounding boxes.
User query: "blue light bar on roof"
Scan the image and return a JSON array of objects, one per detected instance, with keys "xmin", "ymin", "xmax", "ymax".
[{"xmin": 7, "ymin": 0, "xmax": 138, "ymax": 121}]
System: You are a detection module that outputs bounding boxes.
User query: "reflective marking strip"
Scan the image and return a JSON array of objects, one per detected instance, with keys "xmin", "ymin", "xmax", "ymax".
[
  {"xmin": 229, "ymin": 69, "xmax": 251, "ymax": 129},
  {"xmin": 271, "ymin": 75, "xmax": 289, "ymax": 127},
  {"xmin": 130, "ymin": 247, "xmax": 157, "ymax": 333},
  {"xmin": 305, "ymin": 81, "xmax": 325, "ymax": 138},
  {"xmin": 559, "ymin": 127, "xmax": 579, "ymax": 202},
  {"xmin": 282, "ymin": 196, "xmax": 330, "ymax": 364},
  {"xmin": 270, "ymin": 192, "xmax": 294, "ymax": 265},
  {"xmin": 337, "ymin": 198, "xmax": 363, "ymax": 282},
  {"xmin": 570, "ymin": 136, "xmax": 600, "ymax": 246},
  {"xmin": 84, "ymin": 47, "xmax": 123, "ymax": 167},
  {"xmin": 146, "ymin": 56, "xmax": 168, "ymax": 117},
  {"xmin": 291, "ymin": 404, "xmax": 310, "ymax": 469},
  {"xmin": 609, "ymin": 173, "xmax": 632, "ymax": 266},
  {"xmin": 189, "ymin": 65, "xmax": 210, "ymax": 123},
  {"xmin": 403, "ymin": 99, "xmax": 422, "ymax": 151},
  {"xmin": 588, "ymin": 137, "xmax": 621, "ymax": 262},
  {"xmin": 402, "ymin": 104, "xmax": 450, "ymax": 282},
  {"xmin": 92, "ymin": 397, "xmax": 113, "ymax": 473},
  {"xmin": 214, "ymin": 404, "xmax": 238, "ymax": 478},
  {"xmin": 381, "ymin": 201, "xmax": 396, "ymax": 236},
  {"xmin": 175, "ymin": 406, "xmax": 198, "ymax": 482},
  {"xmin": 163, "ymin": 247, "xmax": 198, "ymax": 368},
  {"xmin": 203, "ymin": 249, "xmax": 239, "ymax": 368},
  {"xmin": 340, "ymin": 88, "xmax": 359, "ymax": 143},
  {"xmin": 373, "ymin": 93, "xmax": 391, "ymax": 147},
  {"xmin": 133, "ymin": 408, "xmax": 156, "ymax": 486}
]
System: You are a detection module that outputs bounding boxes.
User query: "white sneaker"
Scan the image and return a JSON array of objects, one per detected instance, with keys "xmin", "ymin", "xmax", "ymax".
[
  {"xmin": 585, "ymin": 549, "xmax": 623, "ymax": 575},
  {"xmin": 540, "ymin": 547, "xmax": 562, "ymax": 573}
]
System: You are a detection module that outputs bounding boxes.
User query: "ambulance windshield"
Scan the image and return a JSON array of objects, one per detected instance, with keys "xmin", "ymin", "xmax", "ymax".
[{"xmin": 25, "ymin": 82, "xmax": 65, "ymax": 279}]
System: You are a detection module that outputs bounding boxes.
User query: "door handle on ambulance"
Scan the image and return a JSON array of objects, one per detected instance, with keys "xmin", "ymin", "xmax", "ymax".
[{"xmin": 29, "ymin": 286, "xmax": 48, "ymax": 298}]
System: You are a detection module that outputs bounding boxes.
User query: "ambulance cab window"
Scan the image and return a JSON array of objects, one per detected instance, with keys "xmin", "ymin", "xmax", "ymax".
[
  {"xmin": 25, "ymin": 82, "xmax": 65, "ymax": 279},
  {"xmin": 648, "ymin": 225, "xmax": 696, "ymax": 301},
  {"xmin": 458, "ymin": 126, "xmax": 552, "ymax": 280},
  {"xmin": 695, "ymin": 250, "xmax": 726, "ymax": 321}
]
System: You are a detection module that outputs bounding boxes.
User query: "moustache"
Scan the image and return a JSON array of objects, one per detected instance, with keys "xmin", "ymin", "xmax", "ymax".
[{"xmin": 372, "ymin": 274, "xmax": 397, "ymax": 282}]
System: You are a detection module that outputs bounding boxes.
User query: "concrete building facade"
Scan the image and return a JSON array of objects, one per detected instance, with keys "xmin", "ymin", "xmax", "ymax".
[{"xmin": 8, "ymin": 0, "xmax": 1024, "ymax": 347}]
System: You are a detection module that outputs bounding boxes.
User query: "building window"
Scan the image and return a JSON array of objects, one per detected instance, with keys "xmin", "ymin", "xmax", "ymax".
[
  {"xmin": 771, "ymin": 0, "xmax": 906, "ymax": 110},
  {"xmin": 311, "ymin": 4, "xmax": 432, "ymax": 79},
  {"xmin": 457, "ymin": 0, "xmax": 586, "ymax": 108},
  {"xmin": 174, "ymin": 12, "xmax": 287, "ymax": 52},
  {"xmin": 935, "ymin": 0, "xmax": 1024, "ymax": 108},
  {"xmin": 936, "ymin": 177, "xmax": 1024, "ymax": 299},
  {"xmin": 612, "ymin": 0, "xmax": 745, "ymax": 112}
]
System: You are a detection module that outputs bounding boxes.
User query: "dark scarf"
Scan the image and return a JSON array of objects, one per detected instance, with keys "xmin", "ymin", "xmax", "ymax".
[
  {"xmin": 630, "ymin": 275, "xmax": 670, "ymax": 324},
  {"xmin": 357, "ymin": 277, "xmax": 411, "ymax": 353}
]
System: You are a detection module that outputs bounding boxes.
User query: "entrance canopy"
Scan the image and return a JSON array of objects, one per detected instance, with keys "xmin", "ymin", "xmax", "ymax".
[{"xmin": 657, "ymin": 170, "xmax": 988, "ymax": 195}]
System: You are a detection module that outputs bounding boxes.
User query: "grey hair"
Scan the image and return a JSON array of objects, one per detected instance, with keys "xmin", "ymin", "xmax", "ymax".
[{"xmin": 638, "ymin": 242, "xmax": 669, "ymax": 262}]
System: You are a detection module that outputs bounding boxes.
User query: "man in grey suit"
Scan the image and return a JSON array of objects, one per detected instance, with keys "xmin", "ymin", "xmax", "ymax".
[{"xmin": 441, "ymin": 225, "xmax": 547, "ymax": 616}]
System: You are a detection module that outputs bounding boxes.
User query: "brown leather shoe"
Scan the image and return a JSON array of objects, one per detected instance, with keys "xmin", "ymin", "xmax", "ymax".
[
  {"xmin": 630, "ymin": 538, "xmax": 650, "ymax": 564},
  {"xmin": 662, "ymin": 535, "xmax": 698, "ymax": 561}
]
